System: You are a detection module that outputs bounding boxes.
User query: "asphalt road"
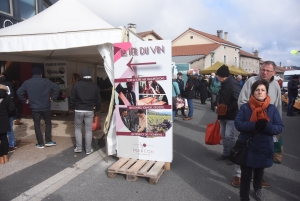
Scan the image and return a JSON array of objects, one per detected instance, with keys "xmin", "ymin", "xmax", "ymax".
[{"xmin": 1, "ymin": 99, "xmax": 300, "ymax": 201}]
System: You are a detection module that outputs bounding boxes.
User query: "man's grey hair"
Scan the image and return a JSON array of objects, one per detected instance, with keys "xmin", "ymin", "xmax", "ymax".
[
  {"xmin": 237, "ymin": 75, "xmax": 242, "ymax": 79},
  {"xmin": 262, "ymin": 61, "xmax": 276, "ymax": 71},
  {"xmin": 172, "ymin": 74, "xmax": 177, "ymax": 79}
]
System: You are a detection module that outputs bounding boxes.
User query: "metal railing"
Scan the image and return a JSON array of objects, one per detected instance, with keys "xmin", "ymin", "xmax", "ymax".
[{"xmin": 0, "ymin": 13, "xmax": 22, "ymax": 29}]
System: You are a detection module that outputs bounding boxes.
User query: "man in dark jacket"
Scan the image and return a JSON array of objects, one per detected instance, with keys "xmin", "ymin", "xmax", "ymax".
[
  {"xmin": 287, "ymin": 75, "xmax": 300, "ymax": 116},
  {"xmin": 0, "ymin": 74, "xmax": 17, "ymax": 152},
  {"xmin": 175, "ymin": 72, "xmax": 186, "ymax": 117},
  {"xmin": 215, "ymin": 65, "xmax": 241, "ymax": 161},
  {"xmin": 69, "ymin": 68, "xmax": 101, "ymax": 155},
  {"xmin": 17, "ymin": 67, "xmax": 59, "ymax": 148},
  {"xmin": 183, "ymin": 70, "xmax": 195, "ymax": 120}
]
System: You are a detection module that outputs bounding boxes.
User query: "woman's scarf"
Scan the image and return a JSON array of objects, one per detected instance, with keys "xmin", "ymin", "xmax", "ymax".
[{"xmin": 248, "ymin": 95, "xmax": 270, "ymax": 122}]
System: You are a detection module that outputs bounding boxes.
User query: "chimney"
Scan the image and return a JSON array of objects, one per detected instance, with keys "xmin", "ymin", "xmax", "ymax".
[
  {"xmin": 217, "ymin": 30, "xmax": 223, "ymax": 38},
  {"xmin": 253, "ymin": 50, "xmax": 259, "ymax": 57},
  {"xmin": 127, "ymin": 23, "xmax": 136, "ymax": 33},
  {"xmin": 224, "ymin": 32, "xmax": 228, "ymax": 40},
  {"xmin": 280, "ymin": 62, "xmax": 281, "ymax": 67}
]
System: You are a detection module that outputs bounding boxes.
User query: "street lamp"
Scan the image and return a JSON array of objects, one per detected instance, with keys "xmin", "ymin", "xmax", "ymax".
[
  {"xmin": 290, "ymin": 50, "xmax": 299, "ymax": 56},
  {"xmin": 210, "ymin": 51, "xmax": 215, "ymax": 66}
]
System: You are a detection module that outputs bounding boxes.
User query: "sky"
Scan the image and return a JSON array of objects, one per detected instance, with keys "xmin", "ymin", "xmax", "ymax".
[{"xmin": 77, "ymin": 0, "xmax": 300, "ymax": 67}]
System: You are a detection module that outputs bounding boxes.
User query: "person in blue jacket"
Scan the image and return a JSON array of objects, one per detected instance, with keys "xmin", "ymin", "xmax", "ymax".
[{"xmin": 234, "ymin": 80, "xmax": 284, "ymax": 201}]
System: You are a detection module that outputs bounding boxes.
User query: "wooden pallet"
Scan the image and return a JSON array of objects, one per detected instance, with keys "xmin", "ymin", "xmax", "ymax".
[{"xmin": 108, "ymin": 158, "xmax": 166, "ymax": 184}]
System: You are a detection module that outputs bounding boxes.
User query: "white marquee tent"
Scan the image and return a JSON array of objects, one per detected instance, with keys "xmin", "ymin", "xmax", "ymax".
[{"xmin": 0, "ymin": 0, "xmax": 142, "ymax": 156}]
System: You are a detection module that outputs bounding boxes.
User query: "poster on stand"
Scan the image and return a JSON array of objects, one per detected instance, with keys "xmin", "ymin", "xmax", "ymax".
[
  {"xmin": 114, "ymin": 40, "xmax": 172, "ymax": 162},
  {"xmin": 44, "ymin": 61, "xmax": 68, "ymax": 111}
]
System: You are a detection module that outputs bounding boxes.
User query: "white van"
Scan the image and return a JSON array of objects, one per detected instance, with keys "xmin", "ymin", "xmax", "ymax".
[{"xmin": 282, "ymin": 70, "xmax": 300, "ymax": 90}]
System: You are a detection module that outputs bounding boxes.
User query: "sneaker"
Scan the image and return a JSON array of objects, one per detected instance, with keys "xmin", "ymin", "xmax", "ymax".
[
  {"xmin": 8, "ymin": 147, "xmax": 17, "ymax": 153},
  {"xmin": 255, "ymin": 189, "xmax": 265, "ymax": 201},
  {"xmin": 86, "ymin": 149, "xmax": 94, "ymax": 155},
  {"xmin": 262, "ymin": 179, "xmax": 270, "ymax": 188},
  {"xmin": 215, "ymin": 155, "xmax": 228, "ymax": 161},
  {"xmin": 45, "ymin": 141, "xmax": 56, "ymax": 147},
  {"xmin": 74, "ymin": 147, "xmax": 82, "ymax": 153},
  {"xmin": 35, "ymin": 144, "xmax": 45, "ymax": 149},
  {"xmin": 232, "ymin": 176, "xmax": 241, "ymax": 187}
]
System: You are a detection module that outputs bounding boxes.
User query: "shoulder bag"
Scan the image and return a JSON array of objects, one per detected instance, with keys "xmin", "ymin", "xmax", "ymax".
[{"xmin": 228, "ymin": 133, "xmax": 255, "ymax": 166}]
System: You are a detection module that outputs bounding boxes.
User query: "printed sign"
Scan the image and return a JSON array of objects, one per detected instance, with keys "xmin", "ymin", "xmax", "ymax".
[
  {"xmin": 114, "ymin": 41, "xmax": 172, "ymax": 162},
  {"xmin": 44, "ymin": 61, "xmax": 68, "ymax": 111}
]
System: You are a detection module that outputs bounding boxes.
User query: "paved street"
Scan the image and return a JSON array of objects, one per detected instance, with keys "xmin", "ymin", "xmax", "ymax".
[{"xmin": 1, "ymin": 99, "xmax": 300, "ymax": 201}]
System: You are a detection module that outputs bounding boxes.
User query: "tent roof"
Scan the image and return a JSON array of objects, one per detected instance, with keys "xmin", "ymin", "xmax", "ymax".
[
  {"xmin": 229, "ymin": 65, "xmax": 245, "ymax": 75},
  {"xmin": 0, "ymin": 0, "xmax": 114, "ymax": 36},
  {"xmin": 199, "ymin": 61, "xmax": 226, "ymax": 74},
  {"xmin": 0, "ymin": 0, "xmax": 123, "ymax": 56},
  {"xmin": 238, "ymin": 67, "xmax": 249, "ymax": 76}
]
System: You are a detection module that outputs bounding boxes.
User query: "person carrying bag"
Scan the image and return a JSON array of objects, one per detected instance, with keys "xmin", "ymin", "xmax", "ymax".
[{"xmin": 233, "ymin": 80, "xmax": 283, "ymax": 201}]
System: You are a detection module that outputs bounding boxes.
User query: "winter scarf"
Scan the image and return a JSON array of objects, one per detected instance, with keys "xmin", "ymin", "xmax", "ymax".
[{"xmin": 248, "ymin": 95, "xmax": 270, "ymax": 122}]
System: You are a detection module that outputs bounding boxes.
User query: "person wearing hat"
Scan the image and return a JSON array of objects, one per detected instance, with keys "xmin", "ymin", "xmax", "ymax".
[
  {"xmin": 175, "ymin": 72, "xmax": 186, "ymax": 117},
  {"xmin": 287, "ymin": 74, "xmax": 300, "ymax": 116},
  {"xmin": 215, "ymin": 65, "xmax": 241, "ymax": 161},
  {"xmin": 69, "ymin": 68, "xmax": 101, "ymax": 154},
  {"xmin": 17, "ymin": 67, "xmax": 59, "ymax": 148}
]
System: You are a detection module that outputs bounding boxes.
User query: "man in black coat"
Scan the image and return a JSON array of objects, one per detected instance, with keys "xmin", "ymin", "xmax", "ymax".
[
  {"xmin": 0, "ymin": 74, "xmax": 17, "ymax": 152},
  {"xmin": 17, "ymin": 67, "xmax": 59, "ymax": 148},
  {"xmin": 175, "ymin": 72, "xmax": 186, "ymax": 117},
  {"xmin": 183, "ymin": 70, "xmax": 195, "ymax": 120},
  {"xmin": 287, "ymin": 75, "xmax": 300, "ymax": 116},
  {"xmin": 215, "ymin": 65, "xmax": 241, "ymax": 161},
  {"xmin": 69, "ymin": 68, "xmax": 101, "ymax": 154}
]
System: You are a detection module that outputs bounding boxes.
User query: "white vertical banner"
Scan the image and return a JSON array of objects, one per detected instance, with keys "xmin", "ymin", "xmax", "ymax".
[
  {"xmin": 44, "ymin": 61, "xmax": 68, "ymax": 111},
  {"xmin": 114, "ymin": 40, "xmax": 173, "ymax": 162}
]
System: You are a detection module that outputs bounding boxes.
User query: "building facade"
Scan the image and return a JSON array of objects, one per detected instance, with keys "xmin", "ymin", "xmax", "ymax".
[
  {"xmin": 172, "ymin": 28, "xmax": 241, "ymax": 70},
  {"xmin": 239, "ymin": 50, "xmax": 261, "ymax": 74},
  {"xmin": 0, "ymin": 0, "xmax": 54, "ymax": 29}
]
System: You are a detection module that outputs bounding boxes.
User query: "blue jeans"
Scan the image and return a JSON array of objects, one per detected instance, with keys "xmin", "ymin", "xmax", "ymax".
[
  {"xmin": 187, "ymin": 99, "xmax": 193, "ymax": 118},
  {"xmin": 287, "ymin": 96, "xmax": 296, "ymax": 115},
  {"xmin": 7, "ymin": 116, "xmax": 16, "ymax": 148},
  {"xmin": 219, "ymin": 120, "xmax": 235, "ymax": 156}
]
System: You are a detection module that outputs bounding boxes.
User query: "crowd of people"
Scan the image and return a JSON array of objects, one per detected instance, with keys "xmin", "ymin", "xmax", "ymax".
[
  {"xmin": 0, "ymin": 67, "xmax": 101, "ymax": 165},
  {"xmin": 173, "ymin": 61, "xmax": 285, "ymax": 201}
]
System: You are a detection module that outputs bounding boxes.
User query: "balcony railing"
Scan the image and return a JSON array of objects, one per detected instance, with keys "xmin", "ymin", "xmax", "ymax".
[{"xmin": 0, "ymin": 13, "xmax": 22, "ymax": 29}]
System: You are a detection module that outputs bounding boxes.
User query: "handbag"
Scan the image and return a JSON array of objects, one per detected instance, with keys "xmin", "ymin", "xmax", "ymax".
[
  {"xmin": 175, "ymin": 96, "xmax": 185, "ymax": 109},
  {"xmin": 273, "ymin": 135, "xmax": 283, "ymax": 164},
  {"xmin": 205, "ymin": 119, "xmax": 222, "ymax": 145},
  {"xmin": 228, "ymin": 133, "xmax": 255, "ymax": 166},
  {"xmin": 217, "ymin": 103, "xmax": 227, "ymax": 115},
  {"xmin": 92, "ymin": 114, "xmax": 101, "ymax": 131}
]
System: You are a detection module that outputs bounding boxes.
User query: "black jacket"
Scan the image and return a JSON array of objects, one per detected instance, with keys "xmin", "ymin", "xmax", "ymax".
[
  {"xmin": 184, "ymin": 76, "xmax": 195, "ymax": 99},
  {"xmin": 199, "ymin": 79, "xmax": 209, "ymax": 99},
  {"xmin": 0, "ymin": 93, "xmax": 15, "ymax": 133},
  {"xmin": 218, "ymin": 75, "xmax": 241, "ymax": 120},
  {"xmin": 69, "ymin": 78, "xmax": 101, "ymax": 111},
  {"xmin": 0, "ymin": 76, "xmax": 14, "ymax": 99},
  {"xmin": 17, "ymin": 75, "xmax": 59, "ymax": 111},
  {"xmin": 288, "ymin": 80, "xmax": 299, "ymax": 98},
  {"xmin": 176, "ymin": 78, "xmax": 185, "ymax": 95}
]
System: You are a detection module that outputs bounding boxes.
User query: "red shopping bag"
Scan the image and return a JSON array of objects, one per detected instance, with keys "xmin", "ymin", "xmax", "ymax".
[
  {"xmin": 205, "ymin": 119, "xmax": 221, "ymax": 145},
  {"xmin": 92, "ymin": 114, "xmax": 101, "ymax": 131}
]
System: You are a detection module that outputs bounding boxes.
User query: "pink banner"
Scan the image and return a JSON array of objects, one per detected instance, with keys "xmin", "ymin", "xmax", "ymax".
[
  {"xmin": 114, "ymin": 76, "xmax": 167, "ymax": 83},
  {"xmin": 117, "ymin": 132, "xmax": 166, "ymax": 137}
]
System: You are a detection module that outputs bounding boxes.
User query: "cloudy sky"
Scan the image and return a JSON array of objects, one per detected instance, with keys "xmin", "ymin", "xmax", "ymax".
[{"xmin": 78, "ymin": 0, "xmax": 300, "ymax": 67}]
